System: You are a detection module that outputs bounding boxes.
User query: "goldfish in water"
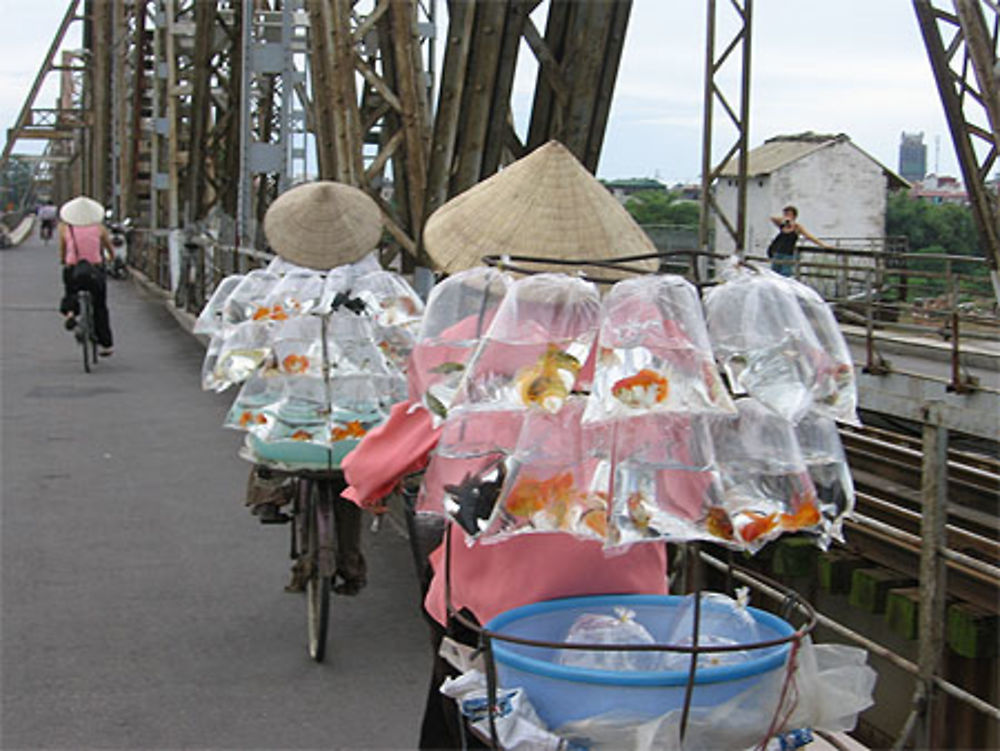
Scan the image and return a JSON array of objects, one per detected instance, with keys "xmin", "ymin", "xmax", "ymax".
[
  {"xmin": 705, "ymin": 507, "xmax": 734, "ymax": 540},
  {"xmin": 252, "ymin": 306, "xmax": 271, "ymax": 321},
  {"xmin": 626, "ymin": 492, "xmax": 654, "ymax": 531},
  {"xmin": 611, "ymin": 369, "xmax": 670, "ymax": 409},
  {"xmin": 331, "ymin": 420, "xmax": 367, "ymax": 441},
  {"xmin": 515, "ymin": 345, "xmax": 580, "ymax": 410},
  {"xmin": 290, "ymin": 429, "xmax": 313, "ymax": 441},
  {"xmin": 739, "ymin": 512, "xmax": 778, "ymax": 543},
  {"xmin": 239, "ymin": 411, "xmax": 268, "ymax": 428},
  {"xmin": 282, "ymin": 354, "xmax": 310, "ymax": 374},
  {"xmin": 270, "ymin": 304, "xmax": 288, "ymax": 321},
  {"xmin": 504, "ymin": 471, "xmax": 575, "ymax": 525},
  {"xmin": 780, "ymin": 494, "xmax": 821, "ymax": 530},
  {"xmin": 581, "ymin": 507, "xmax": 608, "ymax": 538}
]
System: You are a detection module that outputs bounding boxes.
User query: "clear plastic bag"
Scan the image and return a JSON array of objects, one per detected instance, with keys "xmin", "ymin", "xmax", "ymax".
[
  {"xmin": 794, "ymin": 411, "xmax": 855, "ymax": 547},
  {"xmin": 703, "ymin": 269, "xmax": 825, "ymax": 424},
  {"xmin": 353, "ymin": 270, "xmax": 425, "ymax": 372},
  {"xmin": 272, "ymin": 316, "xmax": 325, "ymax": 378},
  {"xmin": 608, "ymin": 414, "xmax": 728, "ymax": 548},
  {"xmin": 408, "ymin": 267, "xmax": 511, "ymax": 421},
  {"xmin": 778, "ymin": 274, "xmax": 858, "ymax": 424},
  {"xmin": 558, "ymin": 607, "xmax": 667, "ymax": 672},
  {"xmin": 223, "ymin": 371, "xmax": 285, "ymax": 432},
  {"xmin": 660, "ymin": 591, "xmax": 763, "ymax": 670},
  {"xmin": 585, "ymin": 276, "xmax": 734, "ymax": 423},
  {"xmin": 481, "ymin": 398, "xmax": 610, "ymax": 542},
  {"xmin": 222, "ymin": 270, "xmax": 281, "ymax": 324},
  {"xmin": 455, "ymin": 274, "xmax": 600, "ymax": 414},
  {"xmin": 709, "ymin": 399, "xmax": 822, "ymax": 552},
  {"xmin": 325, "ymin": 310, "xmax": 397, "ymax": 378},
  {"xmin": 261, "ymin": 270, "xmax": 326, "ymax": 319},
  {"xmin": 416, "ymin": 409, "xmax": 524, "ymax": 531},
  {"xmin": 194, "ymin": 274, "xmax": 244, "ymax": 336},
  {"xmin": 206, "ymin": 320, "xmax": 272, "ymax": 392}
]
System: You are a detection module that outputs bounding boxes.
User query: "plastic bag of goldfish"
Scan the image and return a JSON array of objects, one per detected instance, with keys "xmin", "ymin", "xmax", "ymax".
[{"xmin": 411, "ymin": 266, "xmax": 854, "ymax": 553}]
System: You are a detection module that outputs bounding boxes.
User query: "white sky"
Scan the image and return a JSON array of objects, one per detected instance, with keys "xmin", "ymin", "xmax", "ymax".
[{"xmin": 0, "ymin": 0, "xmax": 963, "ymax": 183}]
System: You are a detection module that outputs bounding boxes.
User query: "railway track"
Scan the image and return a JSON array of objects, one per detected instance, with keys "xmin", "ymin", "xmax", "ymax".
[{"xmin": 838, "ymin": 421, "xmax": 1000, "ymax": 613}]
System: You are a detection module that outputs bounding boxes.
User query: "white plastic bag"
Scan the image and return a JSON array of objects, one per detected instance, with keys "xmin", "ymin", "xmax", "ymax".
[{"xmin": 558, "ymin": 607, "xmax": 667, "ymax": 672}]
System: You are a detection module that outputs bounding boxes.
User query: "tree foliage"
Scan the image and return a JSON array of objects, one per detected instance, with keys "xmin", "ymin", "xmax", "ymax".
[{"xmin": 625, "ymin": 190, "xmax": 700, "ymax": 228}]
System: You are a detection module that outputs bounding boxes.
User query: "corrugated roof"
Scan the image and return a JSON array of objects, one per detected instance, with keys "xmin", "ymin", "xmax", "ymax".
[{"xmin": 719, "ymin": 132, "xmax": 910, "ymax": 189}]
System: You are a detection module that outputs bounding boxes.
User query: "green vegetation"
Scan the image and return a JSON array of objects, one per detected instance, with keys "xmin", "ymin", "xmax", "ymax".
[
  {"xmin": 885, "ymin": 191, "xmax": 989, "ymax": 300},
  {"xmin": 624, "ymin": 190, "xmax": 700, "ymax": 229}
]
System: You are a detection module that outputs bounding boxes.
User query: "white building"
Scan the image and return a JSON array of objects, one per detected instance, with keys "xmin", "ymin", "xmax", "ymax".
[{"xmin": 715, "ymin": 132, "xmax": 908, "ymax": 257}]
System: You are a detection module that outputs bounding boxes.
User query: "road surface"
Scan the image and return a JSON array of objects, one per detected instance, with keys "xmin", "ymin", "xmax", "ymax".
[{"xmin": 1, "ymin": 236, "xmax": 431, "ymax": 750}]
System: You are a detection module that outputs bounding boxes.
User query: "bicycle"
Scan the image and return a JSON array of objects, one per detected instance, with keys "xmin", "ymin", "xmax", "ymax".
[
  {"xmin": 285, "ymin": 472, "xmax": 339, "ymax": 662},
  {"xmin": 40, "ymin": 220, "xmax": 55, "ymax": 244},
  {"xmin": 76, "ymin": 288, "xmax": 99, "ymax": 373}
]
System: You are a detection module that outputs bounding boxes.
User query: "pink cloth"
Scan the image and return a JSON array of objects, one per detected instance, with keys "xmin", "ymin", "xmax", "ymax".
[
  {"xmin": 424, "ymin": 526, "xmax": 668, "ymax": 626},
  {"xmin": 64, "ymin": 224, "xmax": 104, "ymax": 266},
  {"xmin": 341, "ymin": 400, "xmax": 442, "ymax": 507}
]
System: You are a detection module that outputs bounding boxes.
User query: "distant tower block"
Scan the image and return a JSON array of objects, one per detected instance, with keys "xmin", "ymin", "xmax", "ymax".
[{"xmin": 899, "ymin": 131, "xmax": 927, "ymax": 182}]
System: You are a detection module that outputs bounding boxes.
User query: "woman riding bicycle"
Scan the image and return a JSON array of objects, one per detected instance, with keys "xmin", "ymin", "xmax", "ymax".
[
  {"xmin": 58, "ymin": 196, "xmax": 115, "ymax": 357},
  {"xmin": 38, "ymin": 200, "xmax": 58, "ymax": 242}
]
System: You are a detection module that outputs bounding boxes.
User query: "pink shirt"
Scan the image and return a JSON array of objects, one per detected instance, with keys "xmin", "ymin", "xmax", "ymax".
[
  {"xmin": 425, "ymin": 526, "xmax": 668, "ymax": 626},
  {"xmin": 64, "ymin": 224, "xmax": 104, "ymax": 266}
]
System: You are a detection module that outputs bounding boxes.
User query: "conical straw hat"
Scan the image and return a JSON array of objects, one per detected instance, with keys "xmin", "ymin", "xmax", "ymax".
[
  {"xmin": 423, "ymin": 140, "xmax": 658, "ymax": 275},
  {"xmin": 263, "ymin": 181, "xmax": 383, "ymax": 270},
  {"xmin": 59, "ymin": 196, "xmax": 105, "ymax": 226}
]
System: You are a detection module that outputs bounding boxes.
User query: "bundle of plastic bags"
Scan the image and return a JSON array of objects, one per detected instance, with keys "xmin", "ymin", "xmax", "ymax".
[{"xmin": 198, "ymin": 254, "xmax": 418, "ymax": 469}]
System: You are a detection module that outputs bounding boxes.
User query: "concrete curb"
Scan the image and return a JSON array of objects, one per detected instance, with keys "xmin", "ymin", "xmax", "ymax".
[
  {"xmin": 129, "ymin": 268, "xmax": 208, "ymax": 347},
  {"xmin": 841, "ymin": 326, "xmax": 998, "ymax": 372}
]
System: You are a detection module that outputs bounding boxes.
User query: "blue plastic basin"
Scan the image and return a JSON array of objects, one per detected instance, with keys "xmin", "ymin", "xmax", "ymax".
[{"xmin": 485, "ymin": 594, "xmax": 793, "ymax": 729}]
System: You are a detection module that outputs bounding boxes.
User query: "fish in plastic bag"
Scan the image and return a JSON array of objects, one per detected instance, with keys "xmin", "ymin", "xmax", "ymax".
[
  {"xmin": 194, "ymin": 274, "xmax": 244, "ymax": 336},
  {"xmin": 222, "ymin": 270, "xmax": 281, "ymax": 324},
  {"xmin": 481, "ymin": 398, "xmax": 610, "ymax": 542},
  {"xmin": 585, "ymin": 276, "xmax": 734, "ymax": 423},
  {"xmin": 417, "ymin": 409, "xmax": 525, "ymax": 531},
  {"xmin": 454, "ymin": 274, "xmax": 600, "ymax": 414},
  {"xmin": 558, "ymin": 606, "xmax": 668, "ymax": 672},
  {"xmin": 794, "ymin": 411, "xmax": 855, "ymax": 547},
  {"xmin": 353, "ymin": 270, "xmax": 425, "ymax": 371},
  {"xmin": 272, "ymin": 316, "xmax": 325, "ymax": 378},
  {"xmin": 774, "ymin": 272, "xmax": 858, "ymax": 424},
  {"xmin": 408, "ymin": 268, "xmax": 511, "ymax": 421},
  {"xmin": 223, "ymin": 371, "xmax": 285, "ymax": 432},
  {"xmin": 325, "ymin": 309, "xmax": 398, "ymax": 378},
  {"xmin": 608, "ymin": 414, "xmax": 728, "ymax": 548},
  {"xmin": 703, "ymin": 266, "xmax": 826, "ymax": 424},
  {"xmin": 206, "ymin": 319, "xmax": 272, "ymax": 391},
  {"xmin": 260, "ymin": 270, "xmax": 326, "ymax": 319},
  {"xmin": 710, "ymin": 399, "xmax": 823, "ymax": 552}
]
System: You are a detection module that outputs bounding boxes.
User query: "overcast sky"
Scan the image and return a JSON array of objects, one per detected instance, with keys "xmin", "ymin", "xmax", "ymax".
[{"xmin": 0, "ymin": 0, "xmax": 964, "ymax": 184}]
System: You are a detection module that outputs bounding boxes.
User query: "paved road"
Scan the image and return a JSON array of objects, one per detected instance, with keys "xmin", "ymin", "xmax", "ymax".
[{"xmin": 1, "ymin": 237, "xmax": 431, "ymax": 750}]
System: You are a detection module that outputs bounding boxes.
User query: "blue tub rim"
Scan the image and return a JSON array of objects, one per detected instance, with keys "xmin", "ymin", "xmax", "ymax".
[{"xmin": 484, "ymin": 593, "xmax": 795, "ymax": 688}]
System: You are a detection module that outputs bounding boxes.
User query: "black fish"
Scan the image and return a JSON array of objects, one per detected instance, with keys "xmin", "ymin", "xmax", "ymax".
[{"xmin": 444, "ymin": 462, "xmax": 506, "ymax": 536}]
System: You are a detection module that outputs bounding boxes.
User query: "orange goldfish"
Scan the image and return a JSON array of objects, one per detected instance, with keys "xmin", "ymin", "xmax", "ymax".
[
  {"xmin": 581, "ymin": 507, "xmax": 608, "ymax": 538},
  {"xmin": 290, "ymin": 429, "xmax": 313, "ymax": 441},
  {"xmin": 739, "ymin": 512, "xmax": 778, "ymax": 543},
  {"xmin": 238, "ymin": 411, "xmax": 268, "ymax": 427},
  {"xmin": 626, "ymin": 492, "xmax": 653, "ymax": 530},
  {"xmin": 252, "ymin": 306, "xmax": 270, "ymax": 321},
  {"xmin": 270, "ymin": 304, "xmax": 288, "ymax": 321},
  {"xmin": 780, "ymin": 494, "xmax": 821, "ymax": 530},
  {"xmin": 282, "ymin": 354, "xmax": 310, "ymax": 374},
  {"xmin": 705, "ymin": 507, "xmax": 734, "ymax": 540},
  {"xmin": 331, "ymin": 420, "xmax": 367, "ymax": 441},
  {"xmin": 505, "ymin": 472, "xmax": 575, "ymax": 523},
  {"xmin": 515, "ymin": 345, "xmax": 580, "ymax": 409},
  {"xmin": 612, "ymin": 369, "xmax": 669, "ymax": 408}
]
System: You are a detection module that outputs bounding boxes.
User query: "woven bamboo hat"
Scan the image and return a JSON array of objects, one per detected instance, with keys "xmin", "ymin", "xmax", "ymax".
[
  {"xmin": 59, "ymin": 196, "xmax": 105, "ymax": 226},
  {"xmin": 423, "ymin": 140, "xmax": 658, "ymax": 275},
  {"xmin": 263, "ymin": 181, "xmax": 383, "ymax": 270}
]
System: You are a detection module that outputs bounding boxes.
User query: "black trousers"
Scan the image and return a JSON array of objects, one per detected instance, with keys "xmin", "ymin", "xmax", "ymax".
[{"xmin": 61, "ymin": 262, "xmax": 113, "ymax": 348}]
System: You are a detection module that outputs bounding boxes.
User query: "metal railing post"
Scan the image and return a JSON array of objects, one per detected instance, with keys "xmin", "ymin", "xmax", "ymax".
[{"xmin": 917, "ymin": 402, "xmax": 949, "ymax": 748}]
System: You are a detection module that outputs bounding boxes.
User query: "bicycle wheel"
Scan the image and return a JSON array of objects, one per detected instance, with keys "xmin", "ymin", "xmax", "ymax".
[
  {"xmin": 305, "ymin": 481, "xmax": 333, "ymax": 662},
  {"xmin": 79, "ymin": 292, "xmax": 92, "ymax": 373}
]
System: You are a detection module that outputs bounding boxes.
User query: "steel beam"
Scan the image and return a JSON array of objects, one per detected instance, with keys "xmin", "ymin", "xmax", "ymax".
[{"xmin": 914, "ymin": 0, "xmax": 1000, "ymax": 301}]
